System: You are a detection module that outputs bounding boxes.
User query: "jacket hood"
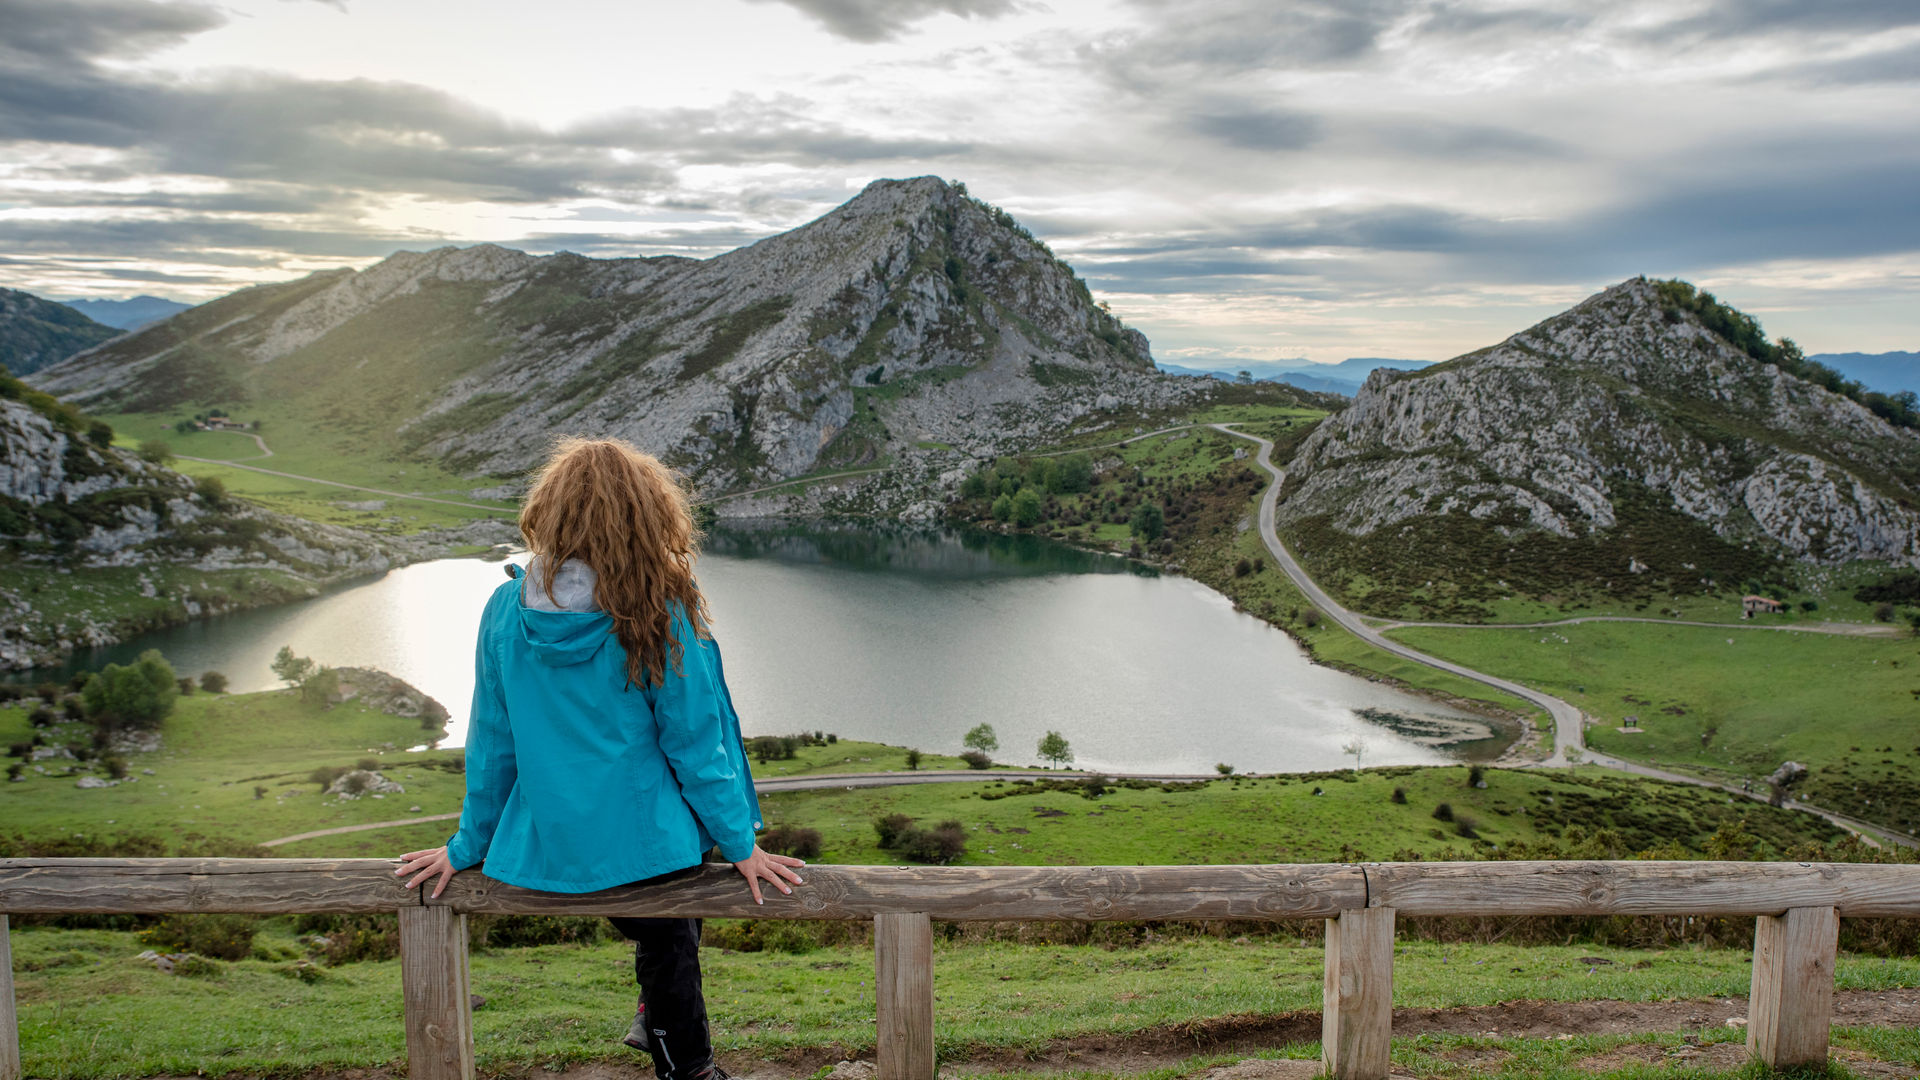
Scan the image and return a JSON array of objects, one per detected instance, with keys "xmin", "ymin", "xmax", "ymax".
[{"xmin": 507, "ymin": 560, "xmax": 612, "ymax": 667}]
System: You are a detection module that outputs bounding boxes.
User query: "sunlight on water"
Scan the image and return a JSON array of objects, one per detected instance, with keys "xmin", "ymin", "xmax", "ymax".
[{"xmin": 18, "ymin": 523, "xmax": 1509, "ymax": 773}]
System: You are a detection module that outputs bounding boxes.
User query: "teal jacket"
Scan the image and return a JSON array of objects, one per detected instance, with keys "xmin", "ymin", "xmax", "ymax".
[{"xmin": 444, "ymin": 562, "xmax": 762, "ymax": 892}]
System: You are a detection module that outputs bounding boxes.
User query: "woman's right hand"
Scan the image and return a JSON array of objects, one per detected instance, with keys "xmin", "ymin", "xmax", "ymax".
[{"xmin": 733, "ymin": 845, "xmax": 806, "ymax": 904}]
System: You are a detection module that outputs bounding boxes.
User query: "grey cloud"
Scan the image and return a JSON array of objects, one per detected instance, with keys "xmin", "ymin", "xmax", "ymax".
[
  {"xmin": 513, "ymin": 228, "xmax": 770, "ymax": 257},
  {"xmin": 743, "ymin": 0, "xmax": 1026, "ymax": 43},
  {"xmin": 0, "ymin": 216, "xmax": 438, "ymax": 263},
  {"xmin": 1089, "ymin": 0, "xmax": 1401, "ymax": 88},
  {"xmin": 0, "ymin": 0, "xmax": 224, "ymax": 65},
  {"xmin": 1754, "ymin": 40, "xmax": 1920, "ymax": 85},
  {"xmin": 1649, "ymin": 0, "xmax": 1920, "ymax": 39},
  {"xmin": 1190, "ymin": 105, "xmax": 1322, "ymax": 151}
]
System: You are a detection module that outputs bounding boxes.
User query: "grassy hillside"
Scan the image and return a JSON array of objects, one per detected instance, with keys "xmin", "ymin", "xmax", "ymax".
[{"xmin": 1387, "ymin": 622, "xmax": 1920, "ymax": 836}]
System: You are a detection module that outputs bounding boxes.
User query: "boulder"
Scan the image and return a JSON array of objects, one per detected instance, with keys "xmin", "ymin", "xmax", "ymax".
[
  {"xmin": 325, "ymin": 769, "xmax": 405, "ymax": 800},
  {"xmin": 327, "ymin": 667, "xmax": 450, "ymax": 726}
]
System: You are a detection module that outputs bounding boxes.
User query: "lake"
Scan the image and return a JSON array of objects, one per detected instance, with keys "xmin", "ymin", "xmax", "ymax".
[{"xmin": 16, "ymin": 521, "xmax": 1512, "ymax": 773}]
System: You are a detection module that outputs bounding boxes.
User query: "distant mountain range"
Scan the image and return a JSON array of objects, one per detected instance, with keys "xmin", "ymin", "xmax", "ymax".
[
  {"xmin": 1276, "ymin": 278, "xmax": 1920, "ymax": 620},
  {"xmin": 58, "ymin": 295, "xmax": 192, "ymax": 331},
  {"xmin": 1159, "ymin": 357, "xmax": 1433, "ymax": 396},
  {"xmin": 0, "ymin": 289, "xmax": 120, "ymax": 376},
  {"xmin": 1807, "ymin": 351, "xmax": 1920, "ymax": 396}
]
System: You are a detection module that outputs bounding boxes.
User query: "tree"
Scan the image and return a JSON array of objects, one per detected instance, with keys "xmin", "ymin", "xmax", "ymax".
[
  {"xmin": 1051, "ymin": 453, "xmax": 1093, "ymax": 494},
  {"xmin": 1236, "ymin": 370, "xmax": 1253, "ymax": 384},
  {"xmin": 194, "ymin": 475, "xmax": 227, "ymax": 507},
  {"xmin": 199, "ymin": 671, "xmax": 229, "ymax": 694},
  {"xmin": 81, "ymin": 649, "xmax": 179, "ymax": 732},
  {"xmin": 1129, "ymin": 501, "xmax": 1164, "ymax": 543},
  {"xmin": 1011, "ymin": 488, "xmax": 1042, "ymax": 527},
  {"xmin": 1343, "ymin": 738, "xmax": 1367, "ymax": 770},
  {"xmin": 990, "ymin": 494, "xmax": 1013, "ymax": 522},
  {"xmin": 1037, "ymin": 730, "xmax": 1073, "ymax": 768},
  {"xmin": 137, "ymin": 439, "xmax": 174, "ymax": 465},
  {"xmin": 270, "ymin": 646, "xmax": 318, "ymax": 687},
  {"xmin": 963, "ymin": 723, "xmax": 999, "ymax": 755},
  {"xmin": 87, "ymin": 420, "xmax": 115, "ymax": 446},
  {"xmin": 905, "ymin": 748, "xmax": 922, "ymax": 770}
]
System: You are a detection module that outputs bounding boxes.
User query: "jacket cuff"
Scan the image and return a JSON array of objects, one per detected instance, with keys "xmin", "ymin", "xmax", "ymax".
[
  {"xmin": 715, "ymin": 831, "xmax": 757, "ymax": 864},
  {"xmin": 445, "ymin": 834, "xmax": 481, "ymax": 871}
]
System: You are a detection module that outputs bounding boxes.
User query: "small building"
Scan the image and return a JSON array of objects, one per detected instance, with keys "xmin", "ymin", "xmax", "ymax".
[{"xmin": 1742, "ymin": 594, "xmax": 1784, "ymax": 618}]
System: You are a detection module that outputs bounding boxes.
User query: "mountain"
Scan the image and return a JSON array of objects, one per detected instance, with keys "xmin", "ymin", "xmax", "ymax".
[
  {"xmin": 1807, "ymin": 351, "xmax": 1920, "ymax": 396},
  {"xmin": 1158, "ymin": 357, "xmax": 1433, "ymax": 397},
  {"xmin": 30, "ymin": 178, "xmax": 1199, "ymax": 491},
  {"xmin": 1275, "ymin": 278, "xmax": 1920, "ymax": 619},
  {"xmin": 58, "ymin": 295, "xmax": 192, "ymax": 331},
  {"xmin": 0, "ymin": 289, "xmax": 121, "ymax": 376}
]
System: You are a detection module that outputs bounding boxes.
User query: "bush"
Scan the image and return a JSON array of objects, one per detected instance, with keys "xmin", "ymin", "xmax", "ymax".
[
  {"xmin": 1454, "ymin": 815, "xmax": 1481, "ymax": 840},
  {"xmin": 759, "ymin": 824, "xmax": 822, "ymax": 859},
  {"xmin": 1233, "ymin": 558, "xmax": 1252, "ymax": 577},
  {"xmin": 1302, "ymin": 609, "xmax": 1322, "ymax": 628},
  {"xmin": 28, "ymin": 707, "xmax": 54, "ymax": 728},
  {"xmin": 1391, "ymin": 787, "xmax": 1408, "ymax": 804},
  {"xmin": 959, "ymin": 750, "xmax": 992, "ymax": 769},
  {"xmin": 61, "ymin": 698, "xmax": 84, "ymax": 720},
  {"xmin": 176, "ymin": 677, "xmax": 195, "ymax": 695},
  {"xmin": 309, "ymin": 764, "xmax": 351, "ymax": 791},
  {"xmin": 356, "ymin": 757, "xmax": 380, "ymax": 772},
  {"xmin": 140, "ymin": 913, "xmax": 259, "ymax": 961},
  {"xmin": 1216, "ymin": 762, "xmax": 1235, "ymax": 775},
  {"xmin": 194, "ymin": 475, "xmax": 227, "ymax": 507},
  {"xmin": 905, "ymin": 748, "xmax": 922, "ymax": 770},
  {"xmin": 175, "ymin": 954, "xmax": 224, "ymax": 978},
  {"xmin": 103, "ymin": 755, "xmax": 128, "ymax": 780},
  {"xmin": 294, "ymin": 913, "xmax": 399, "ymax": 965},
  {"xmin": 5, "ymin": 763, "xmax": 21, "ymax": 781},
  {"xmin": 702, "ymin": 919, "xmax": 824, "ymax": 954},
  {"xmin": 1875, "ymin": 602, "xmax": 1896, "ymax": 622},
  {"xmin": 1432, "ymin": 802, "xmax": 1454, "ymax": 822},
  {"xmin": 898, "ymin": 820, "xmax": 967, "ymax": 865},
  {"xmin": 990, "ymin": 494, "xmax": 1012, "ymax": 522},
  {"xmin": 199, "ymin": 671, "xmax": 229, "ymax": 693},
  {"xmin": 1467, "ymin": 765, "xmax": 1486, "ymax": 788},
  {"xmin": 81, "ymin": 649, "xmax": 178, "ymax": 732},
  {"xmin": 471, "ymin": 915, "xmax": 606, "ymax": 949},
  {"xmin": 137, "ymin": 439, "xmax": 173, "ymax": 464},
  {"xmin": 34, "ymin": 681, "xmax": 61, "ymax": 702},
  {"xmin": 1128, "ymin": 501, "xmax": 1164, "ymax": 542},
  {"xmin": 874, "ymin": 813, "xmax": 913, "ymax": 849}
]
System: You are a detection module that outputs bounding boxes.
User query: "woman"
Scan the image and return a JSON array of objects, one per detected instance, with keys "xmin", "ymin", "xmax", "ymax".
[{"xmin": 394, "ymin": 436, "xmax": 805, "ymax": 1080}]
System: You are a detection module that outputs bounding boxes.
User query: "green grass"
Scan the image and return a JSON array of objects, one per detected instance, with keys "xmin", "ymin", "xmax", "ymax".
[
  {"xmin": 1386, "ymin": 622, "xmax": 1920, "ymax": 834},
  {"xmin": 102, "ymin": 409, "xmax": 519, "ymax": 534},
  {"xmin": 0, "ymin": 690, "xmax": 465, "ymax": 850},
  {"xmin": 15, "ymin": 921, "xmax": 1918, "ymax": 1078}
]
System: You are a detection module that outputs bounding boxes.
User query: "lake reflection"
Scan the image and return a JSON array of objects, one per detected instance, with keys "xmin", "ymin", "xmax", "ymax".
[{"xmin": 15, "ymin": 521, "xmax": 1511, "ymax": 773}]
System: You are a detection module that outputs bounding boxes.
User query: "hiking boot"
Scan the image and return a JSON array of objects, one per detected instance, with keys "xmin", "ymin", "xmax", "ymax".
[{"xmin": 622, "ymin": 1001, "xmax": 655, "ymax": 1054}]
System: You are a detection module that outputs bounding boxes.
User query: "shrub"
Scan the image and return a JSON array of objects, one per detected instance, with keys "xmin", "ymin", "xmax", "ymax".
[
  {"xmin": 6, "ymin": 742, "xmax": 27, "ymax": 758},
  {"xmin": 1467, "ymin": 765, "xmax": 1486, "ymax": 788},
  {"xmin": 702, "ymin": 919, "xmax": 822, "ymax": 954},
  {"xmin": 898, "ymin": 820, "xmax": 967, "ymax": 865},
  {"xmin": 253, "ymin": 785, "xmax": 268, "ymax": 800},
  {"xmin": 309, "ymin": 764, "xmax": 351, "ymax": 791},
  {"xmin": 1234, "ymin": 558, "xmax": 1252, "ymax": 577},
  {"xmin": 137, "ymin": 439, "xmax": 173, "ymax": 464},
  {"xmin": 176, "ymin": 677, "xmax": 195, "ymax": 695},
  {"xmin": 990, "ymin": 494, "xmax": 1012, "ymax": 522},
  {"xmin": 826, "ymin": 733, "xmax": 837, "ymax": 743},
  {"xmin": 34, "ymin": 682, "xmax": 60, "ymax": 702},
  {"xmin": 28, "ymin": 707, "xmax": 55, "ymax": 727},
  {"xmin": 959, "ymin": 750, "xmax": 992, "ymax": 770},
  {"xmin": 356, "ymin": 757, "xmax": 380, "ymax": 772},
  {"xmin": 471, "ymin": 915, "xmax": 606, "ymax": 949},
  {"xmin": 1391, "ymin": 787, "xmax": 1408, "ymax": 804},
  {"xmin": 295, "ymin": 913, "xmax": 399, "ymax": 965},
  {"xmin": 1302, "ymin": 609, "xmax": 1322, "ymax": 628},
  {"xmin": 1875, "ymin": 602, "xmax": 1896, "ymax": 622},
  {"xmin": 1216, "ymin": 762, "xmax": 1235, "ymax": 775},
  {"xmin": 1432, "ymin": 802, "xmax": 1454, "ymax": 822},
  {"xmin": 81, "ymin": 649, "xmax": 178, "ymax": 732},
  {"xmin": 61, "ymin": 698, "xmax": 84, "ymax": 720},
  {"xmin": 194, "ymin": 475, "xmax": 227, "ymax": 507},
  {"xmin": 759, "ymin": 824, "xmax": 822, "ymax": 859},
  {"xmin": 175, "ymin": 955, "xmax": 224, "ymax": 978},
  {"xmin": 5, "ymin": 763, "xmax": 21, "ymax": 781},
  {"xmin": 199, "ymin": 671, "xmax": 229, "ymax": 693},
  {"xmin": 103, "ymin": 755, "xmax": 128, "ymax": 780},
  {"xmin": 874, "ymin": 813, "xmax": 914, "ymax": 849},
  {"xmin": 140, "ymin": 913, "xmax": 259, "ymax": 961},
  {"xmin": 1454, "ymin": 815, "xmax": 1481, "ymax": 840},
  {"xmin": 1128, "ymin": 501, "xmax": 1164, "ymax": 542},
  {"xmin": 905, "ymin": 748, "xmax": 922, "ymax": 770}
]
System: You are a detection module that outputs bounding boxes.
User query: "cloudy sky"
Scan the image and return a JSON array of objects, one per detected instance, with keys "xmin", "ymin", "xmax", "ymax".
[{"xmin": 1, "ymin": 0, "xmax": 1915, "ymax": 365}]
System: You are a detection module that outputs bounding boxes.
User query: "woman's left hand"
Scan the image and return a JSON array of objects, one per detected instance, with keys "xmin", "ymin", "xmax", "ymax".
[{"xmin": 395, "ymin": 846, "xmax": 458, "ymax": 898}]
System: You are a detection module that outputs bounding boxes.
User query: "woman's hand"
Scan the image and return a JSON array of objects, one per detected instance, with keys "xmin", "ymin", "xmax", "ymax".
[
  {"xmin": 733, "ymin": 845, "xmax": 806, "ymax": 905},
  {"xmin": 395, "ymin": 846, "xmax": 459, "ymax": 899}
]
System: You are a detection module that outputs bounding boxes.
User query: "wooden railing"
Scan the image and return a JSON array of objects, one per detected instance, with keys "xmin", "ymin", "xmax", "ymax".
[{"xmin": 3, "ymin": 858, "xmax": 1918, "ymax": 1080}]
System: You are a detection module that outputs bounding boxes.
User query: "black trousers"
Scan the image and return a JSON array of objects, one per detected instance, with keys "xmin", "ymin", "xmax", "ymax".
[{"xmin": 609, "ymin": 866, "xmax": 713, "ymax": 1080}]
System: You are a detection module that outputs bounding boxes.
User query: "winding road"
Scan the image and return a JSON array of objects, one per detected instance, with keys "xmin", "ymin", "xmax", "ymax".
[{"xmin": 1212, "ymin": 423, "xmax": 1916, "ymax": 847}]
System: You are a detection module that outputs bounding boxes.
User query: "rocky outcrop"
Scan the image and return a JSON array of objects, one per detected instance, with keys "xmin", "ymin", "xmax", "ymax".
[
  {"xmin": 31, "ymin": 178, "xmax": 1205, "ymax": 492},
  {"xmin": 1278, "ymin": 278, "xmax": 1920, "ymax": 607},
  {"xmin": 327, "ymin": 666, "xmax": 449, "ymax": 729}
]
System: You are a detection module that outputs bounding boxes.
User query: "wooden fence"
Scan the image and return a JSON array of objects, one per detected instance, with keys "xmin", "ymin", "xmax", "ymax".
[{"xmin": 3, "ymin": 858, "xmax": 1917, "ymax": 1080}]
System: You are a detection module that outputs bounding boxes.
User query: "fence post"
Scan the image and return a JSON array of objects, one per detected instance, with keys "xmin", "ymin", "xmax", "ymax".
[
  {"xmin": 874, "ymin": 912, "xmax": 934, "ymax": 1080},
  {"xmin": 1323, "ymin": 907, "xmax": 1394, "ymax": 1080},
  {"xmin": 399, "ymin": 906, "xmax": 473, "ymax": 1080},
  {"xmin": 1748, "ymin": 905, "xmax": 1838, "ymax": 1069},
  {"xmin": 1, "ymin": 914, "xmax": 18, "ymax": 1080}
]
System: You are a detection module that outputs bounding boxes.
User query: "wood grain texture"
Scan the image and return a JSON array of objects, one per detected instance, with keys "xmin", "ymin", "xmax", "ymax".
[
  {"xmin": 875, "ymin": 912, "xmax": 935, "ymax": 1080},
  {"xmin": 1, "ymin": 915, "xmax": 19, "ymax": 1080},
  {"xmin": 0, "ymin": 858, "xmax": 417, "ymax": 914},
  {"xmin": 1322, "ymin": 907, "xmax": 1394, "ymax": 1080},
  {"xmin": 1748, "ymin": 906, "xmax": 1839, "ymax": 1069},
  {"xmin": 1365, "ymin": 861, "xmax": 1920, "ymax": 916},
  {"xmin": 426, "ymin": 863, "xmax": 1368, "ymax": 920},
  {"xmin": 399, "ymin": 906, "xmax": 473, "ymax": 1080}
]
